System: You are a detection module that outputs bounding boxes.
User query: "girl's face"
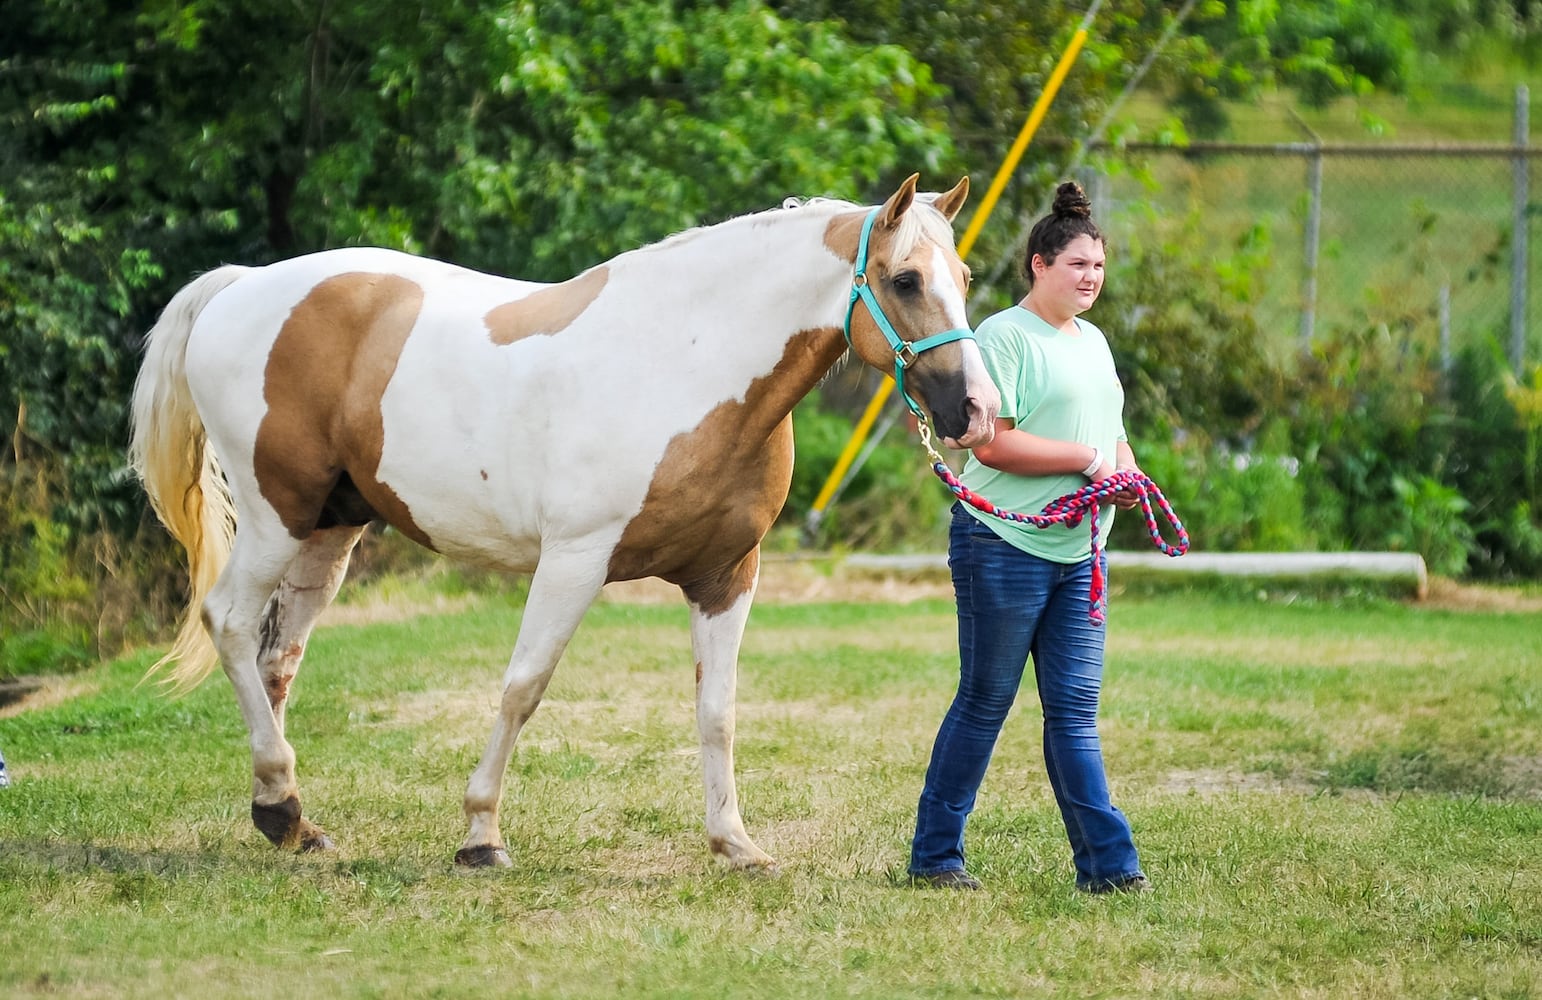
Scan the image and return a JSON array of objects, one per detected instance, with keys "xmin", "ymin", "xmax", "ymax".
[{"xmin": 1032, "ymin": 234, "xmax": 1105, "ymax": 316}]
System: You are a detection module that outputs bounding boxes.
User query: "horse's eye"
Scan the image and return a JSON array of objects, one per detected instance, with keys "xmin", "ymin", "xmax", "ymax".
[{"xmin": 891, "ymin": 271, "xmax": 921, "ymax": 294}]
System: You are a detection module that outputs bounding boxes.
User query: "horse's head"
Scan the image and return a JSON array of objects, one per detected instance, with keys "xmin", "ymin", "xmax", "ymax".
[{"xmin": 834, "ymin": 174, "xmax": 999, "ymax": 450}]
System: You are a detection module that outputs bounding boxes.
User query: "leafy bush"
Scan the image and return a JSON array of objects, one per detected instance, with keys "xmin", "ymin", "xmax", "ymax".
[
  {"xmin": 1112, "ymin": 422, "xmax": 1315, "ymax": 555},
  {"xmin": 0, "ymin": 465, "xmax": 100, "ymax": 678},
  {"xmin": 1444, "ymin": 341, "xmax": 1542, "ymax": 578},
  {"xmin": 1094, "ymin": 200, "xmax": 1527, "ymax": 579},
  {"xmin": 1098, "ymin": 206, "xmax": 1280, "ymax": 447},
  {"xmin": 0, "ymin": 453, "xmax": 198, "ymax": 678},
  {"xmin": 1386, "ymin": 475, "xmax": 1478, "ymax": 577},
  {"xmin": 0, "ymin": 630, "xmax": 91, "ymax": 682}
]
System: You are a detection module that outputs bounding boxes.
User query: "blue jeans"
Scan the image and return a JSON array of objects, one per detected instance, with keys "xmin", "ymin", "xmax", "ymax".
[{"xmin": 910, "ymin": 503, "xmax": 1142, "ymax": 888}]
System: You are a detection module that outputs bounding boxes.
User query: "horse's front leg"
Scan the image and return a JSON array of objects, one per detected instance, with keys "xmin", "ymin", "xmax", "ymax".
[
  {"xmin": 686, "ymin": 551, "xmax": 775, "ymax": 870},
  {"xmin": 455, "ymin": 552, "xmax": 608, "ymax": 868}
]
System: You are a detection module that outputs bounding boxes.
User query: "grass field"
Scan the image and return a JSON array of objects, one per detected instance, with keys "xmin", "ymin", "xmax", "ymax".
[{"xmin": 2, "ymin": 566, "xmax": 1539, "ymax": 998}]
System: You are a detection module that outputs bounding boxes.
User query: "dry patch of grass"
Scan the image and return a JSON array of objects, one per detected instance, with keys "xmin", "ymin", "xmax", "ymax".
[
  {"xmin": 1501, "ymin": 755, "xmax": 1542, "ymax": 799},
  {"xmin": 0, "ymin": 675, "xmax": 99, "ymax": 721},
  {"xmin": 1110, "ymin": 631, "xmax": 1467, "ymax": 668},
  {"xmin": 1161, "ymin": 766, "xmax": 1322, "ymax": 797},
  {"xmin": 1423, "ymin": 577, "xmax": 1542, "ymax": 613},
  {"xmin": 320, "ymin": 590, "xmax": 479, "ymax": 627},
  {"xmin": 608, "ymin": 559, "xmax": 1542, "ymax": 616},
  {"xmin": 600, "ymin": 559, "xmax": 955, "ymax": 607}
]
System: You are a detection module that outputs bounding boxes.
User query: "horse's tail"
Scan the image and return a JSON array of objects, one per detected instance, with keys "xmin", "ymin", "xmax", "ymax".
[{"xmin": 130, "ymin": 265, "xmax": 251, "ymax": 691}]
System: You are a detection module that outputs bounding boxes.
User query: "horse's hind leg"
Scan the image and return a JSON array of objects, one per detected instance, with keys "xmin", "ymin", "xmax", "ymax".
[
  {"xmin": 456, "ymin": 552, "xmax": 608, "ymax": 868},
  {"xmin": 256, "ymin": 525, "xmax": 365, "ymax": 735},
  {"xmin": 686, "ymin": 551, "xmax": 775, "ymax": 870},
  {"xmin": 203, "ymin": 511, "xmax": 329, "ymax": 852}
]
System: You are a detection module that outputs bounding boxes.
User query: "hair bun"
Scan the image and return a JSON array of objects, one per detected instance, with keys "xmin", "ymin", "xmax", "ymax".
[{"xmin": 1052, "ymin": 181, "xmax": 1092, "ymax": 219}]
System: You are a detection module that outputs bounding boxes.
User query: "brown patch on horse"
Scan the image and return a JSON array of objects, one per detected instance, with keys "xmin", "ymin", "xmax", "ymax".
[
  {"xmin": 484, "ymin": 267, "xmax": 610, "ymax": 346},
  {"xmin": 606, "ymin": 328, "xmax": 847, "ymax": 615},
  {"xmin": 254, "ymin": 273, "xmax": 435, "ymax": 546},
  {"xmin": 680, "ymin": 550, "xmax": 760, "ymax": 617},
  {"xmin": 264, "ymin": 664, "xmax": 297, "ymax": 708},
  {"xmin": 822, "ymin": 212, "xmax": 865, "ymax": 265}
]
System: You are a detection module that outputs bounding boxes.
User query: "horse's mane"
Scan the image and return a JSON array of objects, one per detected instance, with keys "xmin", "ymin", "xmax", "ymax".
[
  {"xmin": 635, "ymin": 192, "xmax": 955, "ymax": 263},
  {"xmin": 779, "ymin": 196, "xmax": 857, "ymax": 211},
  {"xmin": 781, "ymin": 194, "xmax": 955, "ymax": 264}
]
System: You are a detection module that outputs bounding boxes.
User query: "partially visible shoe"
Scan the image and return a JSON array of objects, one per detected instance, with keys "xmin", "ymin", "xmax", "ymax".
[
  {"xmin": 909, "ymin": 869, "xmax": 982, "ymax": 891},
  {"xmin": 1080, "ymin": 874, "xmax": 1152, "ymax": 894}
]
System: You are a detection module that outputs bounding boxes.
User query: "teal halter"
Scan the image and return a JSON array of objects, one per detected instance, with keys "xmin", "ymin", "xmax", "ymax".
[{"xmin": 843, "ymin": 207, "xmax": 975, "ymax": 419}]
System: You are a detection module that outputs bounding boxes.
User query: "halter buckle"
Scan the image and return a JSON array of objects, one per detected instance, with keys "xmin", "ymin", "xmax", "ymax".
[{"xmin": 895, "ymin": 343, "xmax": 918, "ymax": 369}]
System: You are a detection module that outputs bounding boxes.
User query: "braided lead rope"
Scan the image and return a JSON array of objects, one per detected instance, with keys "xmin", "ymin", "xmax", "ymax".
[{"xmin": 917, "ymin": 421, "xmax": 1189, "ymax": 624}]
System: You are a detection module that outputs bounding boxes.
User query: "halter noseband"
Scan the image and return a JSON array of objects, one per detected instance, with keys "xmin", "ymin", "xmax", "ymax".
[{"xmin": 843, "ymin": 207, "xmax": 975, "ymax": 419}]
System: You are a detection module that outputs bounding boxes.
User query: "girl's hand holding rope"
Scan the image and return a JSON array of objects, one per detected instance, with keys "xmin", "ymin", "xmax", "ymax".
[{"xmin": 918, "ymin": 420, "xmax": 1189, "ymax": 624}]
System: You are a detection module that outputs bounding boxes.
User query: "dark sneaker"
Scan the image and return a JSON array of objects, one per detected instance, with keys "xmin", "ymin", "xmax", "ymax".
[
  {"xmin": 1080, "ymin": 874, "xmax": 1152, "ymax": 894},
  {"xmin": 910, "ymin": 869, "xmax": 982, "ymax": 890}
]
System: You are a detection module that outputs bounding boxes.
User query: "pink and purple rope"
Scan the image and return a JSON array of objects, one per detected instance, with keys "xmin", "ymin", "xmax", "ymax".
[{"xmin": 930, "ymin": 464, "xmax": 1190, "ymax": 624}]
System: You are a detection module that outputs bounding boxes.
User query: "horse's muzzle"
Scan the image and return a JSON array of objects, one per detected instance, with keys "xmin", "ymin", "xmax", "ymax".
[
  {"xmin": 912, "ymin": 366, "xmax": 998, "ymax": 451},
  {"xmin": 941, "ymin": 393, "xmax": 997, "ymax": 450}
]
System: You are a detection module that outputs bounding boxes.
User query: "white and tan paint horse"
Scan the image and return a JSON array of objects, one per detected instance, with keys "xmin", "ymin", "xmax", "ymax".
[{"xmin": 130, "ymin": 173, "xmax": 999, "ymax": 869}]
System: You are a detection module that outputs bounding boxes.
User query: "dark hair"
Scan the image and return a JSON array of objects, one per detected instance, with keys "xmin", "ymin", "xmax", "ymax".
[{"xmin": 1020, "ymin": 181, "xmax": 1103, "ymax": 287}]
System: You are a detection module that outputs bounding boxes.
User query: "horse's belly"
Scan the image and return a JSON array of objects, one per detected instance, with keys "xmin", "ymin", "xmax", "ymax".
[
  {"xmin": 370, "ymin": 369, "xmax": 657, "ymax": 570},
  {"xmin": 369, "ymin": 422, "xmax": 548, "ymax": 570}
]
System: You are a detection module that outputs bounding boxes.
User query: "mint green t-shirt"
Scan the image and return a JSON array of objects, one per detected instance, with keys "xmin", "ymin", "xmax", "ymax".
[{"xmin": 962, "ymin": 306, "xmax": 1126, "ymax": 563}]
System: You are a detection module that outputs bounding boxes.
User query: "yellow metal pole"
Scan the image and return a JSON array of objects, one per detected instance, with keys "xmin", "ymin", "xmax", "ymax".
[
  {"xmin": 807, "ymin": 375, "xmax": 894, "ymax": 519},
  {"xmin": 955, "ymin": 12, "xmax": 1097, "ymax": 259},
  {"xmin": 806, "ymin": 3, "xmax": 1102, "ymax": 530}
]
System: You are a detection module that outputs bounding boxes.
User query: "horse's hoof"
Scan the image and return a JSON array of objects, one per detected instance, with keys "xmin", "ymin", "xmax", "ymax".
[
  {"xmin": 252, "ymin": 796, "xmax": 304, "ymax": 849},
  {"xmin": 740, "ymin": 860, "xmax": 782, "ymax": 878},
  {"xmin": 709, "ymin": 835, "xmax": 777, "ymax": 872},
  {"xmin": 298, "ymin": 821, "xmax": 335, "ymax": 853},
  {"xmin": 454, "ymin": 845, "xmax": 512, "ymax": 868}
]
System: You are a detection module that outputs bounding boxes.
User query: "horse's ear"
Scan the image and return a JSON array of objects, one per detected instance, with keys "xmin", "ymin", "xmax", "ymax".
[
  {"xmin": 932, "ymin": 175, "xmax": 970, "ymax": 223},
  {"xmin": 879, "ymin": 174, "xmax": 921, "ymax": 228}
]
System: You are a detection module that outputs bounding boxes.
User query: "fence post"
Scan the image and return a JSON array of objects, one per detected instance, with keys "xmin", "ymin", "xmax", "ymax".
[
  {"xmin": 1513, "ymin": 83, "xmax": 1531, "ymax": 375},
  {"xmin": 1301, "ymin": 146, "xmax": 1323, "ymax": 350},
  {"xmin": 1439, "ymin": 282, "xmax": 1452, "ymax": 377}
]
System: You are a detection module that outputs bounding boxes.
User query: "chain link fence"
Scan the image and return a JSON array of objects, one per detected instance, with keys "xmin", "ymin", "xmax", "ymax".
[{"xmin": 1073, "ymin": 87, "xmax": 1537, "ymax": 372}]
